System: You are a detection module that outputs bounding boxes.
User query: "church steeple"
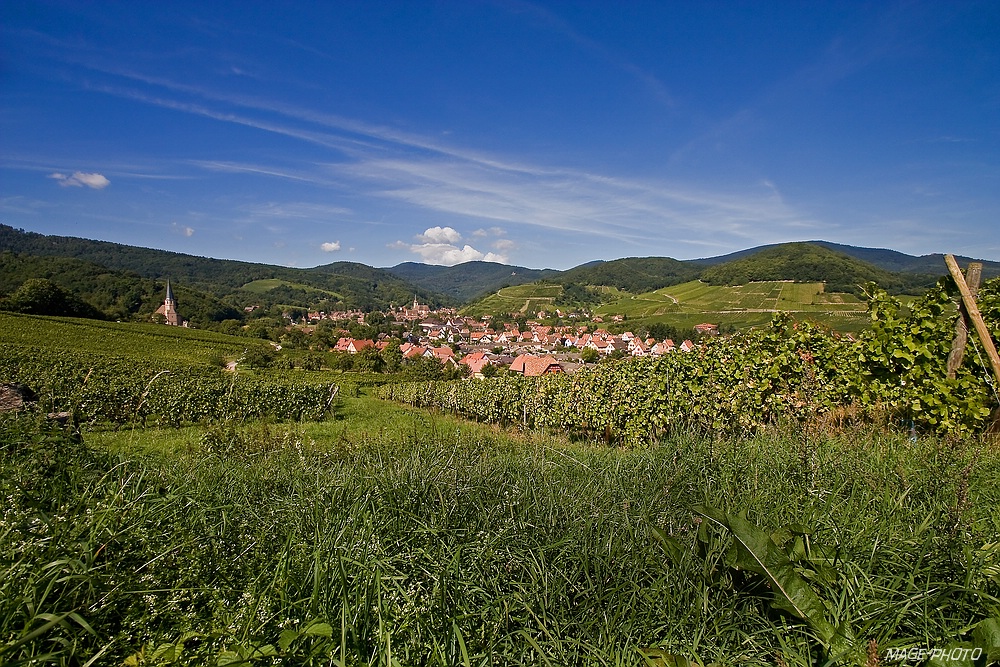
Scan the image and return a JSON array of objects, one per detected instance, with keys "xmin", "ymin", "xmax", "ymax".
[{"xmin": 155, "ymin": 280, "xmax": 181, "ymax": 326}]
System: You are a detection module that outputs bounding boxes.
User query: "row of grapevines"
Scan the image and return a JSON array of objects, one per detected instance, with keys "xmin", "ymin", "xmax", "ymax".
[
  {"xmin": 1, "ymin": 345, "xmax": 337, "ymax": 426},
  {"xmin": 377, "ymin": 281, "xmax": 1000, "ymax": 441}
]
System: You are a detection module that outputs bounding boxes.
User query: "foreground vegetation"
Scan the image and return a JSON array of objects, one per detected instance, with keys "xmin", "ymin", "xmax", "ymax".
[
  {"xmin": 3, "ymin": 273, "xmax": 1000, "ymax": 665},
  {"xmin": 3, "ymin": 403, "xmax": 999, "ymax": 665}
]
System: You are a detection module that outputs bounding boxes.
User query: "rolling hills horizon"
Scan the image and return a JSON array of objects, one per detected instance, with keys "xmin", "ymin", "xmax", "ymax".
[{"xmin": 3, "ymin": 224, "xmax": 999, "ymax": 328}]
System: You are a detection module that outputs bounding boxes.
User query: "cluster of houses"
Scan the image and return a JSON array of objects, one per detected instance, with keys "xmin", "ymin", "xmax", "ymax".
[
  {"xmin": 156, "ymin": 283, "xmax": 713, "ymax": 378},
  {"xmin": 327, "ymin": 319, "xmax": 710, "ymax": 378},
  {"xmin": 415, "ymin": 320, "xmax": 701, "ymax": 358}
]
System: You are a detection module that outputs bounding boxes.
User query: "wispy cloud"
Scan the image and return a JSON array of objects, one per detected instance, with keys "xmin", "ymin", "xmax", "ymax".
[
  {"xmin": 0, "ymin": 196, "xmax": 53, "ymax": 215},
  {"xmin": 190, "ymin": 160, "xmax": 337, "ymax": 185},
  {"xmin": 343, "ymin": 155, "xmax": 812, "ymax": 246},
  {"xmin": 48, "ymin": 171, "xmax": 110, "ymax": 189},
  {"xmin": 84, "ymin": 68, "xmax": 814, "ymax": 253},
  {"xmin": 238, "ymin": 201, "xmax": 352, "ymax": 221}
]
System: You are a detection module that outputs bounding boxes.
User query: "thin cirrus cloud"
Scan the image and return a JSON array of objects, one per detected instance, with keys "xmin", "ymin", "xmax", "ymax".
[
  {"xmin": 86, "ymin": 68, "xmax": 816, "ymax": 254},
  {"xmin": 346, "ymin": 156, "xmax": 813, "ymax": 247},
  {"xmin": 48, "ymin": 171, "xmax": 110, "ymax": 189},
  {"xmin": 238, "ymin": 201, "xmax": 352, "ymax": 221}
]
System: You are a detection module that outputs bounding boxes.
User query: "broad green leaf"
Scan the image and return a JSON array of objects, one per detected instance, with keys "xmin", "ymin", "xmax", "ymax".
[
  {"xmin": 972, "ymin": 618, "xmax": 1000, "ymax": 661},
  {"xmin": 926, "ymin": 642, "xmax": 979, "ymax": 667},
  {"xmin": 693, "ymin": 504, "xmax": 855, "ymax": 658},
  {"xmin": 303, "ymin": 622, "xmax": 333, "ymax": 638},
  {"xmin": 278, "ymin": 629, "xmax": 299, "ymax": 652}
]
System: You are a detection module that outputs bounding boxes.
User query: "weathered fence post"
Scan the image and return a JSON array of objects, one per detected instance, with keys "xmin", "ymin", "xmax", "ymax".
[
  {"xmin": 944, "ymin": 254, "xmax": 1000, "ymax": 388},
  {"xmin": 947, "ymin": 262, "xmax": 983, "ymax": 379}
]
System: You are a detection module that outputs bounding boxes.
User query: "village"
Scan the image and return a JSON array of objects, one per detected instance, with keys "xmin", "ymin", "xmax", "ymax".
[
  {"xmin": 303, "ymin": 297, "xmax": 710, "ymax": 378},
  {"xmin": 153, "ymin": 282, "xmax": 716, "ymax": 376}
]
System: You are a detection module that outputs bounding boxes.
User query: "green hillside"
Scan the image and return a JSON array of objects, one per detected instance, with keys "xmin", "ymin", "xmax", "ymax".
[
  {"xmin": 0, "ymin": 224, "xmax": 443, "ymax": 312},
  {"xmin": 0, "ymin": 251, "xmax": 242, "ymax": 324},
  {"xmin": 387, "ymin": 261, "xmax": 560, "ymax": 301},
  {"xmin": 460, "ymin": 283, "xmax": 564, "ymax": 317},
  {"xmin": 556, "ymin": 256, "xmax": 700, "ymax": 293},
  {"xmin": 699, "ymin": 242, "xmax": 934, "ymax": 294}
]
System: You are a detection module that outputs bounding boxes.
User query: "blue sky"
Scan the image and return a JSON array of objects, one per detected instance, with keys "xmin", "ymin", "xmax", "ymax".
[{"xmin": 2, "ymin": 1, "xmax": 999, "ymax": 269}]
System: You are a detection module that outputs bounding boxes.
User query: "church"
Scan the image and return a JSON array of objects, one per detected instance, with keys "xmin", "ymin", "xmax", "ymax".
[{"xmin": 154, "ymin": 281, "xmax": 184, "ymax": 326}]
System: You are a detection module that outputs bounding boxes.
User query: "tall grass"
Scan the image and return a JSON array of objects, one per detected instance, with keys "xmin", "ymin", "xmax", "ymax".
[{"xmin": 2, "ymin": 408, "xmax": 998, "ymax": 665}]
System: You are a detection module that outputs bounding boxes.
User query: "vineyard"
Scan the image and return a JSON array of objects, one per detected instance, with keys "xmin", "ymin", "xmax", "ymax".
[
  {"xmin": 0, "ymin": 313, "xmax": 344, "ymax": 426},
  {"xmin": 0, "ymin": 344, "xmax": 339, "ymax": 425},
  {"xmin": 460, "ymin": 283, "xmax": 563, "ymax": 317},
  {"xmin": 0, "ymin": 313, "xmax": 248, "ymax": 364},
  {"xmin": 380, "ymin": 281, "xmax": 1000, "ymax": 440}
]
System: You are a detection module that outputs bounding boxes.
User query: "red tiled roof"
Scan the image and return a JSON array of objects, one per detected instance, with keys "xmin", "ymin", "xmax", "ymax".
[{"xmin": 510, "ymin": 354, "xmax": 563, "ymax": 376}]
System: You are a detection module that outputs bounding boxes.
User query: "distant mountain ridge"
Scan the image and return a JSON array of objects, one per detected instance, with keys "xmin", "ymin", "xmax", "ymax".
[
  {"xmin": 0, "ymin": 224, "xmax": 445, "ymax": 314},
  {"xmin": 4, "ymin": 224, "xmax": 1000, "ymax": 321},
  {"xmin": 697, "ymin": 240, "xmax": 1000, "ymax": 278}
]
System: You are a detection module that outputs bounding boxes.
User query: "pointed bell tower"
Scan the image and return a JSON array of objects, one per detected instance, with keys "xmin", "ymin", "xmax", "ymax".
[{"xmin": 157, "ymin": 280, "xmax": 181, "ymax": 326}]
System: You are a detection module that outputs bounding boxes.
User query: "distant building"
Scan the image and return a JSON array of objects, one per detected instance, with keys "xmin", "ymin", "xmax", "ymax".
[
  {"xmin": 694, "ymin": 323, "xmax": 719, "ymax": 336},
  {"xmin": 154, "ymin": 281, "xmax": 182, "ymax": 326}
]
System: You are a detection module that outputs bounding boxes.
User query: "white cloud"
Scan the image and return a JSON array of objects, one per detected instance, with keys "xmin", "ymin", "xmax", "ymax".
[
  {"xmin": 417, "ymin": 225, "xmax": 462, "ymax": 244},
  {"xmin": 405, "ymin": 242, "xmax": 507, "ymax": 266},
  {"xmin": 492, "ymin": 238, "xmax": 516, "ymax": 251},
  {"xmin": 171, "ymin": 222, "xmax": 195, "ymax": 237},
  {"xmin": 397, "ymin": 226, "xmax": 508, "ymax": 265},
  {"xmin": 320, "ymin": 241, "xmax": 341, "ymax": 252},
  {"xmin": 48, "ymin": 171, "xmax": 111, "ymax": 189}
]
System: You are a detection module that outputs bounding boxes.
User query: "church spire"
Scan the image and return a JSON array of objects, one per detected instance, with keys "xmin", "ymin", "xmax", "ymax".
[{"xmin": 156, "ymin": 280, "xmax": 181, "ymax": 326}]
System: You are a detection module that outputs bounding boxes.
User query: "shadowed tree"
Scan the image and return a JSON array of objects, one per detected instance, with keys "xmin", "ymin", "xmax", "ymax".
[{"xmin": 1, "ymin": 278, "xmax": 104, "ymax": 318}]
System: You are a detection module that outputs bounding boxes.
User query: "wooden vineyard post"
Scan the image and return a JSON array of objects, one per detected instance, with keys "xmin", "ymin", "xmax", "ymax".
[
  {"xmin": 944, "ymin": 254, "xmax": 1000, "ymax": 389},
  {"xmin": 947, "ymin": 261, "xmax": 983, "ymax": 378}
]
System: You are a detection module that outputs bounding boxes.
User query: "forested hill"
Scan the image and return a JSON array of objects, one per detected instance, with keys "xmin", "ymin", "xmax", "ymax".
[
  {"xmin": 698, "ymin": 243, "xmax": 937, "ymax": 295},
  {"xmin": 388, "ymin": 261, "xmax": 561, "ymax": 301},
  {"xmin": 4, "ymin": 225, "xmax": 998, "ymax": 321},
  {"xmin": 555, "ymin": 257, "xmax": 702, "ymax": 293},
  {"xmin": 696, "ymin": 240, "xmax": 1000, "ymax": 279},
  {"xmin": 0, "ymin": 253, "xmax": 242, "ymax": 324},
  {"xmin": 0, "ymin": 224, "xmax": 443, "ymax": 313}
]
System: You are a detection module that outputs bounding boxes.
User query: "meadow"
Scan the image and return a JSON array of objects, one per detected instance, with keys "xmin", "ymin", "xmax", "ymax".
[
  {"xmin": 2, "ymin": 306, "xmax": 1000, "ymax": 665},
  {"xmin": 4, "ymin": 403, "xmax": 999, "ymax": 666}
]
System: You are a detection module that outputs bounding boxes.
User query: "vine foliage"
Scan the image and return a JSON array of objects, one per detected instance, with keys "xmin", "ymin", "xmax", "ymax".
[{"xmin": 378, "ymin": 278, "xmax": 1000, "ymax": 443}]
